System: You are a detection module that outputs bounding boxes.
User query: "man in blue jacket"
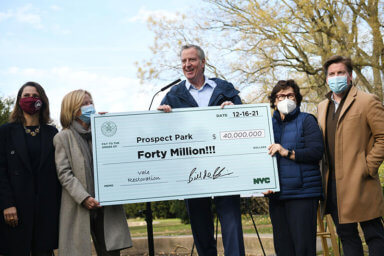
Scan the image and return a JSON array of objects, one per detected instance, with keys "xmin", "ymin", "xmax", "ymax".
[{"xmin": 158, "ymin": 44, "xmax": 245, "ymax": 256}]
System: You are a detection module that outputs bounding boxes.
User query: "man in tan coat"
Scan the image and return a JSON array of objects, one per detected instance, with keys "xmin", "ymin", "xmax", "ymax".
[{"xmin": 318, "ymin": 55, "xmax": 384, "ymax": 255}]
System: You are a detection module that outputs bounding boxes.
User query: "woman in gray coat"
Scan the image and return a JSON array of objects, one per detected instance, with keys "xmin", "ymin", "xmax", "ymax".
[{"xmin": 54, "ymin": 89, "xmax": 132, "ymax": 256}]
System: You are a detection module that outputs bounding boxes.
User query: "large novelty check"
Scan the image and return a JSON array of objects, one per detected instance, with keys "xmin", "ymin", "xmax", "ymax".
[{"xmin": 91, "ymin": 104, "xmax": 279, "ymax": 206}]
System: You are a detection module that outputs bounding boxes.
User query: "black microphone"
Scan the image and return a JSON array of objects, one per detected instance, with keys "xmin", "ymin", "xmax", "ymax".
[
  {"xmin": 160, "ymin": 78, "xmax": 181, "ymax": 91},
  {"xmin": 148, "ymin": 78, "xmax": 181, "ymax": 110}
]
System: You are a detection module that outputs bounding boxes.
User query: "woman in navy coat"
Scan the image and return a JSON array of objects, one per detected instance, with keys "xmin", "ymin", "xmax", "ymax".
[
  {"xmin": 265, "ymin": 80, "xmax": 324, "ymax": 256},
  {"xmin": 0, "ymin": 82, "xmax": 61, "ymax": 256}
]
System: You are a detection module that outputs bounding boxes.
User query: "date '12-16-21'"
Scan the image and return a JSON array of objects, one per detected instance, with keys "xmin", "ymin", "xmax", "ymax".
[{"xmin": 232, "ymin": 110, "xmax": 259, "ymax": 117}]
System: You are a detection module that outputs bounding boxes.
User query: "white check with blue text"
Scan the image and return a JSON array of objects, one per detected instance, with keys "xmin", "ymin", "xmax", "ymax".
[{"xmin": 91, "ymin": 104, "xmax": 279, "ymax": 206}]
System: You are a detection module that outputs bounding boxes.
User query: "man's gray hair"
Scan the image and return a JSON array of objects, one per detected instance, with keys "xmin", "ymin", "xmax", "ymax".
[{"xmin": 180, "ymin": 44, "xmax": 205, "ymax": 60}]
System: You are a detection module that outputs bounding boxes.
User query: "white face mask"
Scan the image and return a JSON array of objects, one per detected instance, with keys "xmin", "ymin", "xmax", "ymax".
[{"xmin": 277, "ymin": 99, "xmax": 296, "ymax": 115}]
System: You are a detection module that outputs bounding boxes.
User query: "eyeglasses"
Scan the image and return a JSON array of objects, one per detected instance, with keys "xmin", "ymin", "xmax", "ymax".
[{"xmin": 276, "ymin": 93, "xmax": 295, "ymax": 101}]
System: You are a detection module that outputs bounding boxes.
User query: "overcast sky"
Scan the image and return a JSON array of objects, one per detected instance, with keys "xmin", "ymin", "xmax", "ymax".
[{"xmin": 0, "ymin": 0, "xmax": 202, "ymax": 125}]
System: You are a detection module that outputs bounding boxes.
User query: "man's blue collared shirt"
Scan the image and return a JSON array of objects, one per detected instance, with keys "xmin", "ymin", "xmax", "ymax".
[{"xmin": 185, "ymin": 77, "xmax": 217, "ymax": 107}]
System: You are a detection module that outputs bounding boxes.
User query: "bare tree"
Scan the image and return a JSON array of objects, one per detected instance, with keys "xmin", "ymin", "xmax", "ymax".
[{"xmin": 137, "ymin": 0, "xmax": 384, "ymax": 111}]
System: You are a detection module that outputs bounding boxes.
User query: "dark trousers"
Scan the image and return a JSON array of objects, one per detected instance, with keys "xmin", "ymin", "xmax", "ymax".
[
  {"xmin": 1, "ymin": 251, "xmax": 54, "ymax": 256},
  {"xmin": 2, "ymin": 218, "xmax": 55, "ymax": 256},
  {"xmin": 90, "ymin": 208, "xmax": 120, "ymax": 256},
  {"xmin": 30, "ymin": 251, "xmax": 53, "ymax": 256},
  {"xmin": 269, "ymin": 197, "xmax": 318, "ymax": 256},
  {"xmin": 0, "ymin": 241, "xmax": 53, "ymax": 256},
  {"xmin": 185, "ymin": 195, "xmax": 245, "ymax": 256},
  {"xmin": 0, "ymin": 250, "xmax": 53, "ymax": 256},
  {"xmin": 327, "ymin": 178, "xmax": 384, "ymax": 256}
]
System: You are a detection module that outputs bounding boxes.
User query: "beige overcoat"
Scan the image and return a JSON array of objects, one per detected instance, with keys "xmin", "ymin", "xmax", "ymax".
[
  {"xmin": 318, "ymin": 86, "xmax": 384, "ymax": 224},
  {"xmin": 53, "ymin": 129, "xmax": 132, "ymax": 256}
]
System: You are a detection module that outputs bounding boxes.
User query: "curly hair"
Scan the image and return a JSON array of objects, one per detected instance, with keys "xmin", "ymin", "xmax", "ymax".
[{"xmin": 268, "ymin": 80, "xmax": 303, "ymax": 109}]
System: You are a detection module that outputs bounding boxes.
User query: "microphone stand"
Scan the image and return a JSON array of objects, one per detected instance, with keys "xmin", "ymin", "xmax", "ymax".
[
  {"xmin": 148, "ymin": 78, "xmax": 181, "ymax": 110},
  {"xmin": 145, "ymin": 78, "xmax": 181, "ymax": 256},
  {"xmin": 145, "ymin": 202, "xmax": 154, "ymax": 256}
]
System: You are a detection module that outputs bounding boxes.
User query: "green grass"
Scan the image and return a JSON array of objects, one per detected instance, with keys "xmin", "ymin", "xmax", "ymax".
[
  {"xmin": 128, "ymin": 215, "xmax": 273, "ymax": 238},
  {"xmin": 128, "ymin": 218, "xmax": 192, "ymax": 237},
  {"xmin": 242, "ymin": 214, "xmax": 273, "ymax": 234}
]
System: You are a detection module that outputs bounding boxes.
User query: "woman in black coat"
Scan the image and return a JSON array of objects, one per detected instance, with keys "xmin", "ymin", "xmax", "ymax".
[{"xmin": 0, "ymin": 82, "xmax": 61, "ymax": 256}]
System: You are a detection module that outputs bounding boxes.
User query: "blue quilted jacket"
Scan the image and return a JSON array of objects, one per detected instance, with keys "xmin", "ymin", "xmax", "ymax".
[{"xmin": 272, "ymin": 107, "xmax": 324, "ymax": 200}]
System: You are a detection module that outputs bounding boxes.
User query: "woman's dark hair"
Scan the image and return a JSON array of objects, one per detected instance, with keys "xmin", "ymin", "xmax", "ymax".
[
  {"xmin": 9, "ymin": 81, "xmax": 51, "ymax": 124},
  {"xmin": 268, "ymin": 79, "xmax": 302, "ymax": 109}
]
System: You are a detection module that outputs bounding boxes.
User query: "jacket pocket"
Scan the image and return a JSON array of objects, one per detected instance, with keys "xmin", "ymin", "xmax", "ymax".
[{"xmin": 361, "ymin": 152, "xmax": 379, "ymax": 179}]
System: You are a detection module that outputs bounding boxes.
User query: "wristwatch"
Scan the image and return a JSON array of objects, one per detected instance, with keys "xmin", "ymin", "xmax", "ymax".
[{"xmin": 286, "ymin": 149, "xmax": 292, "ymax": 158}]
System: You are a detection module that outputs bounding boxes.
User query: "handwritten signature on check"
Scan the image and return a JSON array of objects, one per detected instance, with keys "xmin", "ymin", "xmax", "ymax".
[{"xmin": 188, "ymin": 167, "xmax": 234, "ymax": 184}]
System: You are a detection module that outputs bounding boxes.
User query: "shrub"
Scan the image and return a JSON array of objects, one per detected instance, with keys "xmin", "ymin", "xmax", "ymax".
[
  {"xmin": 124, "ymin": 200, "xmax": 190, "ymax": 223},
  {"xmin": 241, "ymin": 197, "xmax": 269, "ymax": 215},
  {"xmin": 380, "ymin": 163, "xmax": 384, "ymax": 196}
]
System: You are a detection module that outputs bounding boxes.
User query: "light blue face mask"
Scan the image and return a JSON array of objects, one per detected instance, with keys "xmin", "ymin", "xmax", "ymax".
[
  {"xmin": 78, "ymin": 104, "xmax": 96, "ymax": 124},
  {"xmin": 328, "ymin": 76, "xmax": 349, "ymax": 94}
]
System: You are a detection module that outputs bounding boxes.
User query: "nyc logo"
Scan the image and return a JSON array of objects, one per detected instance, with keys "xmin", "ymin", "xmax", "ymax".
[{"xmin": 253, "ymin": 177, "xmax": 270, "ymax": 184}]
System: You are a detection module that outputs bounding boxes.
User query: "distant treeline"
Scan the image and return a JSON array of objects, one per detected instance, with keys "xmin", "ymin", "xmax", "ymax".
[{"xmin": 124, "ymin": 197, "xmax": 269, "ymax": 223}]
